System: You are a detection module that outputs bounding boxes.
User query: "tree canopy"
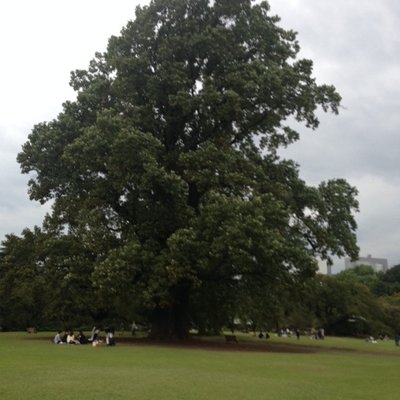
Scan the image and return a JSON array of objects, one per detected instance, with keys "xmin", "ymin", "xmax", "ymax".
[{"xmin": 15, "ymin": 0, "xmax": 359, "ymax": 338}]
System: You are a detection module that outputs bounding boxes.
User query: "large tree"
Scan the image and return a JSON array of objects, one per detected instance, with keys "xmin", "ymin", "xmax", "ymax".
[{"xmin": 17, "ymin": 0, "xmax": 358, "ymax": 338}]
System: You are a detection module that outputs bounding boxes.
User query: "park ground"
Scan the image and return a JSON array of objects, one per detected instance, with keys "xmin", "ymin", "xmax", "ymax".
[{"xmin": 0, "ymin": 332, "xmax": 399, "ymax": 400}]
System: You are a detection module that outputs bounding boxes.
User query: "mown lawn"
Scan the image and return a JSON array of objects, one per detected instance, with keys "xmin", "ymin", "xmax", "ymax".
[
  {"xmin": 235, "ymin": 331, "xmax": 400, "ymax": 353},
  {"xmin": 0, "ymin": 332, "xmax": 399, "ymax": 400}
]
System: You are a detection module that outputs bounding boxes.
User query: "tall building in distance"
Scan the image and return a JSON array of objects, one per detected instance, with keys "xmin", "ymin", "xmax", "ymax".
[
  {"xmin": 345, "ymin": 255, "xmax": 388, "ymax": 273},
  {"xmin": 317, "ymin": 259, "xmax": 332, "ymax": 275}
]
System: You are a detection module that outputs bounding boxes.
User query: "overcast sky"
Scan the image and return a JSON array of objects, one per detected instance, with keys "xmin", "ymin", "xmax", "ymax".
[{"xmin": 1, "ymin": 1, "xmax": 399, "ymax": 272}]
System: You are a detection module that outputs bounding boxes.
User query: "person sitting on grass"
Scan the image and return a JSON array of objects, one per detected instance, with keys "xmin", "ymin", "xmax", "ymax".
[
  {"xmin": 67, "ymin": 330, "xmax": 80, "ymax": 345},
  {"xmin": 53, "ymin": 331, "xmax": 64, "ymax": 344},
  {"xmin": 77, "ymin": 330, "xmax": 88, "ymax": 344},
  {"xmin": 61, "ymin": 330, "xmax": 68, "ymax": 343},
  {"xmin": 88, "ymin": 326, "xmax": 100, "ymax": 343},
  {"xmin": 106, "ymin": 327, "xmax": 116, "ymax": 346}
]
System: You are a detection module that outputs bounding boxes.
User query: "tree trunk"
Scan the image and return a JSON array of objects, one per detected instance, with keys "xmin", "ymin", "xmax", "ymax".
[
  {"xmin": 148, "ymin": 308, "xmax": 173, "ymax": 340},
  {"xmin": 149, "ymin": 286, "xmax": 191, "ymax": 340}
]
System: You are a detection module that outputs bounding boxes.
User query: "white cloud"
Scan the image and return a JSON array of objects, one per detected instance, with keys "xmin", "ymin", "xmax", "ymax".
[
  {"xmin": 353, "ymin": 175, "xmax": 400, "ymax": 266},
  {"xmin": 271, "ymin": 0, "xmax": 400, "ymax": 270},
  {"xmin": 0, "ymin": 0, "xmax": 146, "ymax": 243}
]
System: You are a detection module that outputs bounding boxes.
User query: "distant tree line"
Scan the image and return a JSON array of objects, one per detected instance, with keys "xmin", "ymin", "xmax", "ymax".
[
  {"xmin": 0, "ymin": 228, "xmax": 398, "ymax": 337},
  {"xmin": 238, "ymin": 264, "xmax": 400, "ymax": 337}
]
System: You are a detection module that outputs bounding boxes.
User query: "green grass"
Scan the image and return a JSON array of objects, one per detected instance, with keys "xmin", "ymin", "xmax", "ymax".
[
  {"xmin": 236, "ymin": 332, "xmax": 400, "ymax": 353},
  {"xmin": 0, "ymin": 332, "xmax": 399, "ymax": 400}
]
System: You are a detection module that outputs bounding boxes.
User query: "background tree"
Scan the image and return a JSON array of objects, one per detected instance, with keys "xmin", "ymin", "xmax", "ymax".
[
  {"xmin": 374, "ymin": 264, "xmax": 400, "ymax": 296},
  {"xmin": 315, "ymin": 274, "xmax": 388, "ymax": 336},
  {"xmin": 0, "ymin": 225, "xmax": 104, "ymax": 330},
  {"xmin": 336, "ymin": 265, "xmax": 380, "ymax": 293},
  {"xmin": 0, "ymin": 229, "xmax": 48, "ymax": 330},
  {"xmin": 17, "ymin": 0, "xmax": 359, "ymax": 338}
]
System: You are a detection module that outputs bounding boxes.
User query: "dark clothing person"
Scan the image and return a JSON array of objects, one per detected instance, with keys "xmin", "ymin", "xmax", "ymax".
[
  {"xmin": 77, "ymin": 331, "xmax": 88, "ymax": 344},
  {"xmin": 395, "ymin": 334, "xmax": 400, "ymax": 346},
  {"xmin": 106, "ymin": 330, "xmax": 115, "ymax": 346}
]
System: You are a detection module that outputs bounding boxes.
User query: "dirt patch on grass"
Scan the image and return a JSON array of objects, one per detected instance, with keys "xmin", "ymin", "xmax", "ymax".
[
  {"xmin": 31, "ymin": 334, "xmax": 316, "ymax": 353},
  {"xmin": 114, "ymin": 336, "xmax": 318, "ymax": 354},
  {"xmin": 110, "ymin": 337, "xmax": 400, "ymax": 357},
  {"xmin": 30, "ymin": 334, "xmax": 400, "ymax": 357}
]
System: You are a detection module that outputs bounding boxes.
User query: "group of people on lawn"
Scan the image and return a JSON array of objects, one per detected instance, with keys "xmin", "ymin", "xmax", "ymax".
[{"xmin": 53, "ymin": 326, "xmax": 115, "ymax": 346}]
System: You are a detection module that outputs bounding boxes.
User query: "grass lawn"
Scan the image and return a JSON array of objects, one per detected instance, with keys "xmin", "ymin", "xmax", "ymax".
[{"xmin": 0, "ymin": 332, "xmax": 399, "ymax": 400}]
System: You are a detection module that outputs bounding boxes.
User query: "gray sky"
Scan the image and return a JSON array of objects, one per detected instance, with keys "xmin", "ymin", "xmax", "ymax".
[{"xmin": 1, "ymin": 1, "xmax": 399, "ymax": 272}]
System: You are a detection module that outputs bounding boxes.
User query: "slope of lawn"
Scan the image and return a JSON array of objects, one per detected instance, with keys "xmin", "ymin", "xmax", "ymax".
[
  {"xmin": 0, "ymin": 332, "xmax": 399, "ymax": 400},
  {"xmin": 232, "ymin": 332, "xmax": 400, "ymax": 354}
]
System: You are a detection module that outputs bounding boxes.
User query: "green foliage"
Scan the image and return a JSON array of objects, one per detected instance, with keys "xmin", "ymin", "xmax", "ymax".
[
  {"xmin": 0, "ymin": 226, "xmax": 104, "ymax": 330},
  {"xmin": 336, "ymin": 265, "xmax": 380, "ymax": 292},
  {"xmin": 280, "ymin": 269, "xmax": 400, "ymax": 337},
  {"xmin": 14, "ymin": 0, "xmax": 359, "ymax": 338},
  {"xmin": 374, "ymin": 264, "xmax": 400, "ymax": 295}
]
